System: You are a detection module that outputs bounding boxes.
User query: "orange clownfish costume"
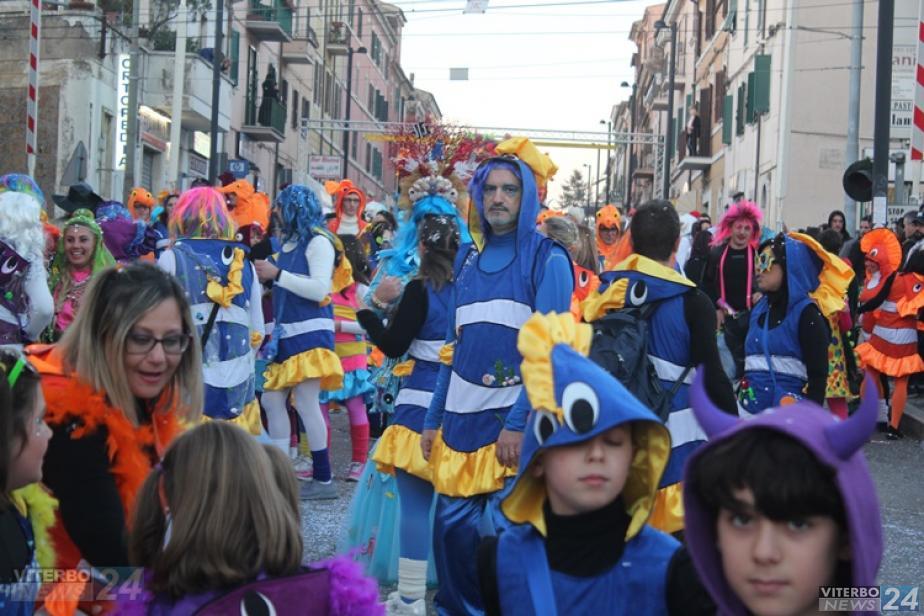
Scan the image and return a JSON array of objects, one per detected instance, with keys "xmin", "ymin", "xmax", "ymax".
[
  {"xmin": 570, "ymin": 263, "xmax": 599, "ymax": 321},
  {"xmin": 217, "ymin": 180, "xmax": 271, "ymax": 231},
  {"xmin": 126, "ymin": 187, "xmax": 156, "ymax": 220},
  {"xmin": 595, "ymin": 204, "xmax": 623, "ymax": 271},
  {"xmin": 536, "ymin": 209, "xmax": 564, "ymax": 227},
  {"xmin": 855, "ymin": 229, "xmax": 924, "ymax": 377},
  {"xmin": 326, "ymin": 179, "xmax": 367, "ymax": 234}
]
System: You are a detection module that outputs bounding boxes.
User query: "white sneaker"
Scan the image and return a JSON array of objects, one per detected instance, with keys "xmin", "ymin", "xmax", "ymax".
[
  {"xmin": 346, "ymin": 462, "xmax": 364, "ymax": 482},
  {"xmin": 386, "ymin": 592, "xmax": 426, "ymax": 616},
  {"xmin": 292, "ymin": 455, "xmax": 313, "ymax": 481},
  {"xmin": 877, "ymin": 399, "xmax": 889, "ymax": 425}
]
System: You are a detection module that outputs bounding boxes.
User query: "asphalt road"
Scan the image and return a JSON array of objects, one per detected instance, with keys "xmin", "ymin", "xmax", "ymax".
[{"xmin": 302, "ymin": 406, "xmax": 924, "ymax": 607}]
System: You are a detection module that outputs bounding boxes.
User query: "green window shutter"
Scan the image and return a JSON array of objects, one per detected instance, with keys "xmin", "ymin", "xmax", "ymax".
[
  {"xmin": 743, "ymin": 0, "xmax": 749, "ymax": 46},
  {"xmin": 736, "ymin": 84, "xmax": 745, "ymax": 135},
  {"xmin": 230, "ymin": 30, "xmax": 240, "ymax": 86},
  {"xmin": 723, "ymin": 95, "xmax": 733, "ymax": 144},
  {"xmin": 754, "ymin": 54, "xmax": 771, "ymax": 114},
  {"xmin": 746, "ymin": 72, "xmax": 756, "ymax": 123}
]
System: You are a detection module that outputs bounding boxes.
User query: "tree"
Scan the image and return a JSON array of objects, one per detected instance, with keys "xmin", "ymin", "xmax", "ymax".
[{"xmin": 560, "ymin": 169, "xmax": 588, "ymax": 210}]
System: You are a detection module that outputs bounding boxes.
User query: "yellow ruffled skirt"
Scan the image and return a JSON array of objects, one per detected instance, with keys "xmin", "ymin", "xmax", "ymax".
[
  {"xmin": 429, "ymin": 431, "xmax": 517, "ymax": 498},
  {"xmin": 263, "ymin": 348, "xmax": 344, "ymax": 391},
  {"xmin": 372, "ymin": 424, "xmax": 432, "ymax": 482}
]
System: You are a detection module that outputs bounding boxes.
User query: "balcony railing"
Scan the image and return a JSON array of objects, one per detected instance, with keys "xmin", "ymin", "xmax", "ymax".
[
  {"xmin": 243, "ymin": 96, "xmax": 287, "ymax": 142},
  {"xmin": 246, "ymin": 0, "xmax": 294, "ymax": 42}
]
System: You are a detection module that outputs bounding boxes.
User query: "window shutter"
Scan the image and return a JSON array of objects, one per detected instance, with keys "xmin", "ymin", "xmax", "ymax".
[
  {"xmin": 754, "ymin": 54, "xmax": 771, "ymax": 114},
  {"xmin": 230, "ymin": 30, "xmax": 240, "ymax": 85},
  {"xmin": 746, "ymin": 71, "xmax": 756, "ymax": 123},
  {"xmin": 736, "ymin": 83, "xmax": 745, "ymax": 135},
  {"xmin": 723, "ymin": 94, "xmax": 733, "ymax": 144}
]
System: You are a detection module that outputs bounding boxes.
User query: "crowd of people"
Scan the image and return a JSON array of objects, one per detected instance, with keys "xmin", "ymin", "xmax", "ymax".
[{"xmin": 0, "ymin": 133, "xmax": 919, "ymax": 615}]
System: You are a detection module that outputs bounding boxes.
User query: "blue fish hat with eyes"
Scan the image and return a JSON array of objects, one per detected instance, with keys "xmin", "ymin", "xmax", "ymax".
[{"xmin": 502, "ymin": 313, "xmax": 672, "ymax": 539}]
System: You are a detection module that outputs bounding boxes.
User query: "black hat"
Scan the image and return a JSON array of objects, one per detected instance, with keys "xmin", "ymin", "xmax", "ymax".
[{"xmin": 52, "ymin": 182, "xmax": 103, "ymax": 214}]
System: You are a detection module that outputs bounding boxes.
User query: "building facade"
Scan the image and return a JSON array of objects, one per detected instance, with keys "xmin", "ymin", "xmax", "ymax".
[
  {"xmin": 618, "ymin": 0, "xmax": 916, "ymax": 230},
  {"xmin": 0, "ymin": 0, "xmax": 434, "ymax": 208}
]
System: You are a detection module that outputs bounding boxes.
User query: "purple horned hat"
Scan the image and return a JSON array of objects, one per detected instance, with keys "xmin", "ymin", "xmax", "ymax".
[{"xmin": 683, "ymin": 371, "xmax": 883, "ymax": 616}]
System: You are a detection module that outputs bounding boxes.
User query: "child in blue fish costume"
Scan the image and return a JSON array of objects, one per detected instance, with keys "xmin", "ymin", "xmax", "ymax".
[{"xmin": 478, "ymin": 313, "xmax": 714, "ymax": 616}]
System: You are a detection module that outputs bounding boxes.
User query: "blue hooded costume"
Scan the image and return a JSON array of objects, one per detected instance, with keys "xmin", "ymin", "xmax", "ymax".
[
  {"xmin": 490, "ymin": 313, "xmax": 679, "ymax": 615},
  {"xmin": 581, "ymin": 254, "xmax": 704, "ymax": 534},
  {"xmin": 422, "ymin": 154, "xmax": 573, "ymax": 615},
  {"xmin": 741, "ymin": 232, "xmax": 851, "ymax": 413}
]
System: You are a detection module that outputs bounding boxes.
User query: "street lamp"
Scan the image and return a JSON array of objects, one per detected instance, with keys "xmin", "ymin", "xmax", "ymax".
[
  {"xmin": 583, "ymin": 163, "xmax": 592, "ymax": 208},
  {"xmin": 600, "ymin": 118, "xmax": 611, "ymax": 207},
  {"xmin": 342, "ymin": 45, "xmax": 368, "ymax": 181},
  {"xmin": 621, "ymin": 81, "xmax": 637, "ymax": 210},
  {"xmin": 654, "ymin": 19, "xmax": 677, "ymax": 200}
]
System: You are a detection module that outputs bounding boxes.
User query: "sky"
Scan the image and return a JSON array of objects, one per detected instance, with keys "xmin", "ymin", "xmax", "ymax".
[{"xmin": 394, "ymin": 0, "xmax": 655, "ymax": 206}]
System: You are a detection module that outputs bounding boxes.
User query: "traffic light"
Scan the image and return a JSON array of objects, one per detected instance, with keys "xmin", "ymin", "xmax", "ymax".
[{"xmin": 843, "ymin": 158, "xmax": 873, "ymax": 202}]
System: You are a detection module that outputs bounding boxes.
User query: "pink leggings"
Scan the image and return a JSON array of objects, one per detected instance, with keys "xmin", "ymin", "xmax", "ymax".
[{"xmin": 321, "ymin": 396, "xmax": 370, "ymax": 463}]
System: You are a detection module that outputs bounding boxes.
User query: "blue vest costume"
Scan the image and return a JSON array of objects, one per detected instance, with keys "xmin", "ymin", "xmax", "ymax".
[
  {"xmin": 394, "ymin": 282, "xmax": 451, "ymax": 435},
  {"xmin": 264, "ymin": 237, "xmax": 338, "ymax": 391},
  {"xmin": 595, "ymin": 258, "xmax": 706, "ymax": 489},
  {"xmin": 172, "ymin": 239, "xmax": 257, "ymax": 422},
  {"xmin": 741, "ymin": 234, "xmax": 836, "ymax": 414},
  {"xmin": 442, "ymin": 242, "xmax": 549, "ymax": 457},
  {"xmin": 495, "ymin": 524, "xmax": 678, "ymax": 616},
  {"xmin": 742, "ymin": 296, "xmax": 812, "ymax": 413}
]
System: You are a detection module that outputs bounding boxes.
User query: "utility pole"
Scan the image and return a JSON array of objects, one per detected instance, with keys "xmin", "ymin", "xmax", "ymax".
[
  {"xmin": 843, "ymin": 0, "xmax": 863, "ymax": 230},
  {"xmin": 872, "ymin": 0, "xmax": 894, "ymax": 226},
  {"xmin": 583, "ymin": 163, "xmax": 592, "ymax": 208},
  {"xmin": 595, "ymin": 146, "xmax": 601, "ymax": 208},
  {"xmin": 774, "ymin": 0, "xmax": 797, "ymax": 229},
  {"xmin": 124, "ymin": 0, "xmax": 142, "ymax": 199},
  {"xmin": 207, "ymin": 0, "xmax": 225, "ymax": 183},
  {"xmin": 168, "ymin": 0, "xmax": 188, "ymax": 190},
  {"xmin": 603, "ymin": 119, "xmax": 612, "ymax": 204}
]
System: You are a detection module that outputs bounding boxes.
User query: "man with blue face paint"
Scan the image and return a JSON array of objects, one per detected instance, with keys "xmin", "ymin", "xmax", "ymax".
[{"xmin": 420, "ymin": 138, "xmax": 573, "ymax": 615}]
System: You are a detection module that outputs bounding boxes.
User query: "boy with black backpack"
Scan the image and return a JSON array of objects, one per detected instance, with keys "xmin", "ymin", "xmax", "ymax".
[{"xmin": 582, "ymin": 200, "xmax": 737, "ymax": 534}]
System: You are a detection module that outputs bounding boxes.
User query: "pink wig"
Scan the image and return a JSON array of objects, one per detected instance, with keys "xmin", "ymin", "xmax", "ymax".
[
  {"xmin": 711, "ymin": 200, "xmax": 762, "ymax": 247},
  {"xmin": 169, "ymin": 187, "xmax": 236, "ymax": 240}
]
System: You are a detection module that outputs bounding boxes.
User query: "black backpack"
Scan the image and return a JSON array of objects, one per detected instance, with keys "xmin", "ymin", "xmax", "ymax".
[{"xmin": 588, "ymin": 301, "xmax": 691, "ymax": 422}]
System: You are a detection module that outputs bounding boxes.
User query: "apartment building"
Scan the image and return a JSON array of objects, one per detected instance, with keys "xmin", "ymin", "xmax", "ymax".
[
  {"xmin": 618, "ymin": 0, "xmax": 916, "ymax": 229},
  {"xmin": 0, "ymin": 0, "xmax": 433, "ymax": 206}
]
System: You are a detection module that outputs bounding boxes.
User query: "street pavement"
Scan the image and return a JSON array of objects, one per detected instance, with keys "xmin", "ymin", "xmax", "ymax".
[{"xmin": 302, "ymin": 401, "xmax": 924, "ymax": 605}]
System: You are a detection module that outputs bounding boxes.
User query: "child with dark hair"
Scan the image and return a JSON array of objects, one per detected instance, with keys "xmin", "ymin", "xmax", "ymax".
[
  {"xmin": 0, "ymin": 350, "xmax": 52, "ymax": 615},
  {"xmin": 684, "ymin": 375, "xmax": 882, "ymax": 616},
  {"xmin": 741, "ymin": 233, "xmax": 853, "ymax": 413},
  {"xmin": 318, "ymin": 234, "xmax": 375, "ymax": 482}
]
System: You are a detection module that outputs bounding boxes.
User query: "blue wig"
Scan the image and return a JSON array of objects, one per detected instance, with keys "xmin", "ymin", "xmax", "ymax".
[
  {"xmin": 276, "ymin": 184, "xmax": 325, "ymax": 242},
  {"xmin": 377, "ymin": 195, "xmax": 471, "ymax": 278}
]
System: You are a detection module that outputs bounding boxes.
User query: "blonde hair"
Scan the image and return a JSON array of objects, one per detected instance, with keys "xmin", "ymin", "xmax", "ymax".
[
  {"xmin": 573, "ymin": 224, "xmax": 600, "ymax": 273},
  {"xmin": 57, "ymin": 264, "xmax": 203, "ymax": 425},
  {"xmin": 130, "ymin": 422, "xmax": 303, "ymax": 599}
]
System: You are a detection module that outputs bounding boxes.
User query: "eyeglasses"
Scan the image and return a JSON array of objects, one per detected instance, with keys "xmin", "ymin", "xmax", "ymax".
[
  {"xmin": 125, "ymin": 332, "xmax": 192, "ymax": 355},
  {"xmin": 756, "ymin": 249, "xmax": 776, "ymax": 274},
  {"xmin": 0, "ymin": 350, "xmax": 37, "ymax": 389}
]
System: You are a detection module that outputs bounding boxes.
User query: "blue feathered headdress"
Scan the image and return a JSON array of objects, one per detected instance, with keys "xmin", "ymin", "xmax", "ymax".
[{"xmin": 377, "ymin": 194, "xmax": 471, "ymax": 278}]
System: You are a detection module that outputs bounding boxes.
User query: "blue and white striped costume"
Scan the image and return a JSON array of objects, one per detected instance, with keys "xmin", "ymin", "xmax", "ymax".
[{"xmin": 171, "ymin": 238, "xmax": 262, "ymax": 432}]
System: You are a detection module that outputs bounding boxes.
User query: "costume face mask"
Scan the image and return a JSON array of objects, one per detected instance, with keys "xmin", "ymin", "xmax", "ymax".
[{"xmin": 0, "ymin": 239, "xmax": 28, "ymax": 290}]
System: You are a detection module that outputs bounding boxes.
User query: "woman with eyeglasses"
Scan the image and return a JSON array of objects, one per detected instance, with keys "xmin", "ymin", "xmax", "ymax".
[
  {"xmin": 0, "ymin": 349, "xmax": 52, "ymax": 615},
  {"xmin": 26, "ymin": 264, "xmax": 202, "ymax": 581},
  {"xmin": 739, "ymin": 233, "xmax": 853, "ymax": 415}
]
